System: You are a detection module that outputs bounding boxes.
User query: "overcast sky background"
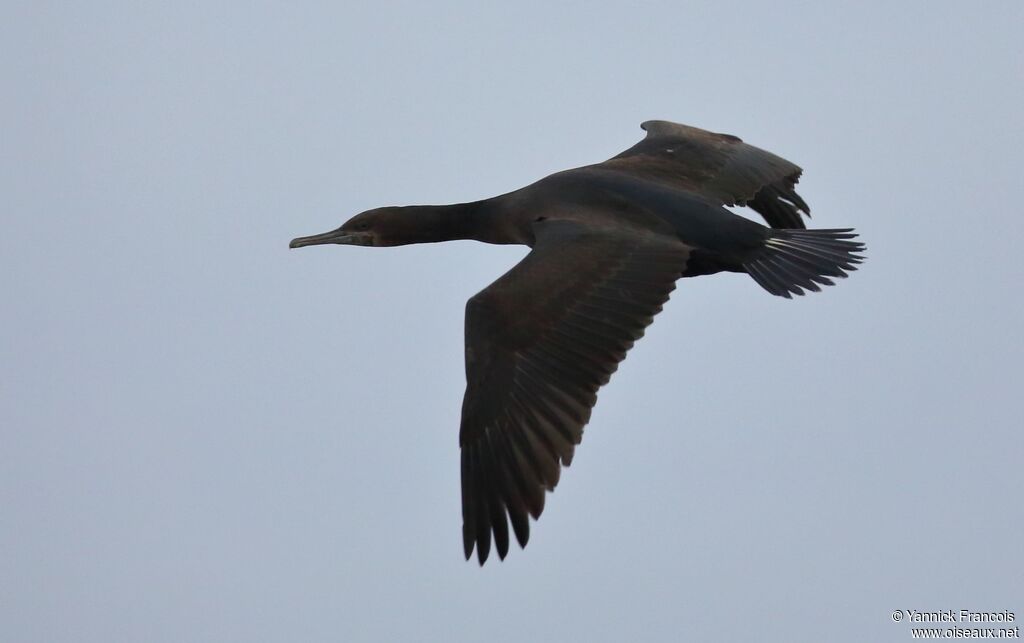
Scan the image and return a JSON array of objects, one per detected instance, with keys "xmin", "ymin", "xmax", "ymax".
[{"xmin": 3, "ymin": 2, "xmax": 1022, "ymax": 641}]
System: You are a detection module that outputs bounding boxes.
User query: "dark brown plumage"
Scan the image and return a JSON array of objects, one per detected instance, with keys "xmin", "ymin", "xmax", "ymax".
[{"xmin": 289, "ymin": 121, "xmax": 865, "ymax": 564}]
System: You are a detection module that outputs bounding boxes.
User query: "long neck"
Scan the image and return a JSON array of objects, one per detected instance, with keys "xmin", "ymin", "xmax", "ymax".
[{"xmin": 393, "ymin": 196, "xmax": 511, "ymax": 245}]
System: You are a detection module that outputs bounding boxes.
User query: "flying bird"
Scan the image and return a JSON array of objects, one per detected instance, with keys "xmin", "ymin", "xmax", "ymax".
[{"xmin": 290, "ymin": 121, "xmax": 865, "ymax": 564}]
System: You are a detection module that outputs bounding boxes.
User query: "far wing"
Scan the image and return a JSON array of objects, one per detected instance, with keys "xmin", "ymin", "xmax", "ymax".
[
  {"xmin": 459, "ymin": 219, "xmax": 690, "ymax": 563},
  {"xmin": 597, "ymin": 120, "xmax": 811, "ymax": 229}
]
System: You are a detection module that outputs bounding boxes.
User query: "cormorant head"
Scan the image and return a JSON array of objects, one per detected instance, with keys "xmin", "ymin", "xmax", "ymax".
[{"xmin": 289, "ymin": 207, "xmax": 405, "ymax": 249}]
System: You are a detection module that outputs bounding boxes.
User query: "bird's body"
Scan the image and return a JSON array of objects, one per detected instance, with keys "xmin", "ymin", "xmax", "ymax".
[
  {"xmin": 290, "ymin": 121, "xmax": 865, "ymax": 564},
  {"xmin": 522, "ymin": 167, "xmax": 769, "ymax": 268}
]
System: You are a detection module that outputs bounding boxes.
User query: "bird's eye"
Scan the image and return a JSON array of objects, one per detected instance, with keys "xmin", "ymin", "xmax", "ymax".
[{"xmin": 356, "ymin": 222, "xmax": 370, "ymax": 231}]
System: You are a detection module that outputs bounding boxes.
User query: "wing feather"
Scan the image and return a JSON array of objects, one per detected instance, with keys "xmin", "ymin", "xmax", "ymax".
[
  {"xmin": 596, "ymin": 120, "xmax": 811, "ymax": 229},
  {"xmin": 459, "ymin": 219, "xmax": 689, "ymax": 563}
]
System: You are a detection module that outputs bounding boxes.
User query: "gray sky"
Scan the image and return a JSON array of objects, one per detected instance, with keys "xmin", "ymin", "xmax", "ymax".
[{"xmin": 3, "ymin": 2, "xmax": 1022, "ymax": 641}]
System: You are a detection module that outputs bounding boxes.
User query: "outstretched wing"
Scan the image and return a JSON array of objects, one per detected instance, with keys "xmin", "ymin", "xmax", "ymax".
[
  {"xmin": 597, "ymin": 120, "xmax": 811, "ymax": 229},
  {"xmin": 459, "ymin": 219, "xmax": 690, "ymax": 563}
]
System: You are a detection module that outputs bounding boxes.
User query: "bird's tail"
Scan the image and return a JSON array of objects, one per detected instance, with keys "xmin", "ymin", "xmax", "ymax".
[{"xmin": 744, "ymin": 229, "xmax": 865, "ymax": 298}]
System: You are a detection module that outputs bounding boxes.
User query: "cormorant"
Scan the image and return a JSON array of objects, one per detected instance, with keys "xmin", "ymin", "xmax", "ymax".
[{"xmin": 290, "ymin": 121, "xmax": 865, "ymax": 564}]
